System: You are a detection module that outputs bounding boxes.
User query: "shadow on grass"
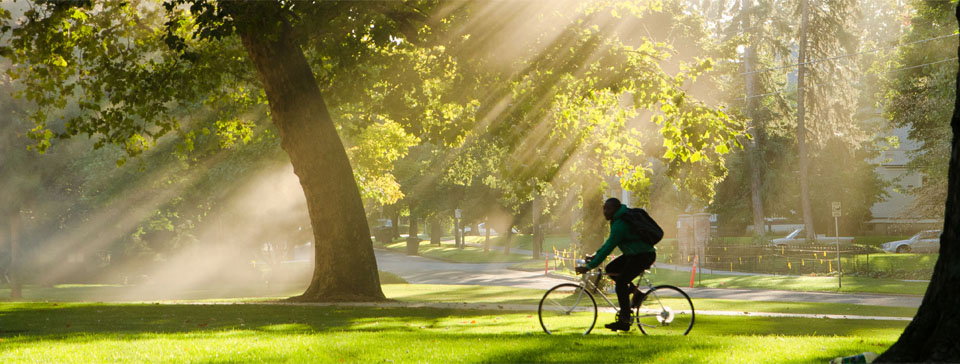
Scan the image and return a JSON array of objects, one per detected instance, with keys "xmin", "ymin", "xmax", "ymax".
[{"xmin": 0, "ymin": 303, "xmax": 905, "ymax": 363}]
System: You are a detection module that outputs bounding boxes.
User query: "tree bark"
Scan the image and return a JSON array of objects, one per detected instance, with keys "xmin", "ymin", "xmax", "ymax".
[
  {"xmin": 406, "ymin": 210, "xmax": 419, "ymax": 256},
  {"xmin": 796, "ymin": 0, "xmax": 817, "ymax": 241},
  {"xmin": 430, "ymin": 217, "xmax": 442, "ymax": 246},
  {"xmin": 875, "ymin": 5, "xmax": 960, "ymax": 361},
  {"xmin": 504, "ymin": 214, "xmax": 521, "ymax": 256},
  {"xmin": 390, "ymin": 207, "xmax": 401, "ymax": 240},
  {"xmin": 742, "ymin": 0, "xmax": 766, "ymax": 240},
  {"xmin": 9, "ymin": 207, "xmax": 21, "ymax": 300},
  {"xmin": 238, "ymin": 18, "xmax": 384, "ymax": 302}
]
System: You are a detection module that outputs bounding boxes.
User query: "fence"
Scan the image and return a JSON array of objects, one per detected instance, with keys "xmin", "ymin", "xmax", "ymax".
[
  {"xmin": 659, "ymin": 242, "xmax": 884, "ymax": 276},
  {"xmin": 549, "ymin": 242, "xmax": 911, "ymax": 277}
]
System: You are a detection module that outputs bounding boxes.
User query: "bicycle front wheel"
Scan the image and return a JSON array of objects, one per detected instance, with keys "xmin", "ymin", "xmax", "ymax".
[
  {"xmin": 538, "ymin": 283, "xmax": 597, "ymax": 335},
  {"xmin": 635, "ymin": 285, "xmax": 695, "ymax": 336}
]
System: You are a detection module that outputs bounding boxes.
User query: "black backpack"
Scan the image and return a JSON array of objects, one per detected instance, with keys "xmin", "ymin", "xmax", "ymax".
[{"xmin": 620, "ymin": 208, "xmax": 664, "ymax": 246}]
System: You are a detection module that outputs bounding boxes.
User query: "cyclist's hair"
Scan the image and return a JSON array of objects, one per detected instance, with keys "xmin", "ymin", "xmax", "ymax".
[{"xmin": 604, "ymin": 198, "xmax": 621, "ymax": 208}]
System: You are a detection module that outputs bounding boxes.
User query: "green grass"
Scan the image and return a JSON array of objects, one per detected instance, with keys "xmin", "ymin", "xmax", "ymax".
[
  {"xmin": 383, "ymin": 240, "xmax": 532, "ymax": 263},
  {"xmin": 510, "ymin": 261, "xmax": 930, "ymax": 295},
  {"xmin": 469, "ymin": 234, "xmax": 573, "ymax": 253},
  {"xmin": 842, "ymin": 253, "xmax": 937, "ymax": 277},
  {"xmin": 0, "ymin": 298, "xmax": 906, "ymax": 363},
  {"xmin": 381, "ymin": 284, "xmax": 917, "ymax": 318},
  {"xmin": 638, "ymin": 268, "xmax": 928, "ymax": 296},
  {"xmin": 0, "ymin": 283, "xmax": 919, "ymax": 318}
]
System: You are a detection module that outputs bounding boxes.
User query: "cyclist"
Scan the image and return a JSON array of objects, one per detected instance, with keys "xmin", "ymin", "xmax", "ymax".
[{"xmin": 575, "ymin": 197, "xmax": 656, "ymax": 332}]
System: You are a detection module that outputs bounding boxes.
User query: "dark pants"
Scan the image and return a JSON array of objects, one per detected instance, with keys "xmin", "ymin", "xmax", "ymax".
[{"xmin": 605, "ymin": 252, "xmax": 656, "ymax": 321}]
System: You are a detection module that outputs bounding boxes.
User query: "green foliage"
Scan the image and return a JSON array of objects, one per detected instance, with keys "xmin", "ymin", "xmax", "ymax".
[
  {"xmin": 4, "ymin": 1, "xmax": 238, "ymax": 157},
  {"xmin": 882, "ymin": 0, "xmax": 957, "ymax": 217}
]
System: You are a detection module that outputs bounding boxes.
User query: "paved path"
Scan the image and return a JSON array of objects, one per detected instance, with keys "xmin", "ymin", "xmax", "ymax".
[
  {"xmin": 375, "ymin": 249, "xmax": 923, "ymax": 308},
  {"xmin": 375, "ymin": 248, "xmax": 568, "ymax": 290}
]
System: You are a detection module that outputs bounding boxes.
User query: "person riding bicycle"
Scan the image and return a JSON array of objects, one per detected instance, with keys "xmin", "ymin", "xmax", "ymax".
[{"xmin": 575, "ymin": 197, "xmax": 656, "ymax": 332}]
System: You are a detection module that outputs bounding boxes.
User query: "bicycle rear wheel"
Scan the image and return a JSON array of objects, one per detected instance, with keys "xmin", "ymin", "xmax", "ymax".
[
  {"xmin": 634, "ymin": 285, "xmax": 694, "ymax": 336},
  {"xmin": 538, "ymin": 283, "xmax": 597, "ymax": 335}
]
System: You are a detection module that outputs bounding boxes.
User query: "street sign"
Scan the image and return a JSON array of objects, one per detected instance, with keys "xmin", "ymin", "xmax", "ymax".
[
  {"xmin": 831, "ymin": 202, "xmax": 841, "ymax": 217},
  {"xmin": 455, "ymin": 209, "xmax": 462, "ymax": 219}
]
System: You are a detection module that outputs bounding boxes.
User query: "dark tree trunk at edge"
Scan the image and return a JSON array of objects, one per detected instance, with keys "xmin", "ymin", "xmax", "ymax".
[
  {"xmin": 238, "ymin": 16, "xmax": 384, "ymax": 302},
  {"xmin": 875, "ymin": 5, "xmax": 960, "ymax": 361}
]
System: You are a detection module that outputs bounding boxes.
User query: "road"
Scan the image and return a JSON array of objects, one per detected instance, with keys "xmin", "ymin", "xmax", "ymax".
[{"xmin": 375, "ymin": 249, "xmax": 922, "ymax": 308}]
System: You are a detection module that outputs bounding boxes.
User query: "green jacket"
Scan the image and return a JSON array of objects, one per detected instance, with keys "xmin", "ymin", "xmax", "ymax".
[{"xmin": 586, "ymin": 205, "xmax": 655, "ymax": 269}]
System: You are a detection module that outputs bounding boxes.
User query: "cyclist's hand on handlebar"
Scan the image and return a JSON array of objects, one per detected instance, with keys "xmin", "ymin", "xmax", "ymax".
[{"xmin": 575, "ymin": 266, "xmax": 589, "ymax": 275}]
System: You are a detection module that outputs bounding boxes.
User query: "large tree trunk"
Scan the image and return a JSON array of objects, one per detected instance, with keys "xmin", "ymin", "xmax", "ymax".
[
  {"xmin": 742, "ymin": 0, "xmax": 766, "ymax": 240},
  {"xmin": 237, "ymin": 14, "xmax": 384, "ymax": 302},
  {"xmin": 796, "ymin": 0, "xmax": 816, "ymax": 241},
  {"xmin": 875, "ymin": 5, "xmax": 960, "ymax": 361}
]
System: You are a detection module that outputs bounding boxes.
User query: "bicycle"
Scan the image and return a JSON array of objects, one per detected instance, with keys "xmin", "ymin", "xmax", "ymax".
[{"xmin": 538, "ymin": 258, "xmax": 695, "ymax": 335}]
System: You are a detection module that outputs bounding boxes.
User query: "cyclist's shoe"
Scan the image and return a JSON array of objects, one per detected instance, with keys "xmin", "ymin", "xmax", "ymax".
[{"xmin": 605, "ymin": 320, "xmax": 631, "ymax": 332}]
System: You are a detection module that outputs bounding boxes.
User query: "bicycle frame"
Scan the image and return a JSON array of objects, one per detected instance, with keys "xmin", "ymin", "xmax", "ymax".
[
  {"xmin": 539, "ymin": 262, "xmax": 694, "ymax": 335},
  {"xmin": 578, "ymin": 269, "xmax": 656, "ymax": 317}
]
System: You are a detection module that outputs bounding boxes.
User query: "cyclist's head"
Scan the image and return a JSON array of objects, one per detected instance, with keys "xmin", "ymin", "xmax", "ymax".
[{"xmin": 603, "ymin": 198, "xmax": 622, "ymax": 221}]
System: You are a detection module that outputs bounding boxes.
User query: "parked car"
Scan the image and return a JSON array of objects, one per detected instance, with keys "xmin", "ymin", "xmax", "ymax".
[
  {"xmin": 771, "ymin": 228, "xmax": 855, "ymax": 246},
  {"xmin": 881, "ymin": 230, "xmax": 941, "ymax": 253}
]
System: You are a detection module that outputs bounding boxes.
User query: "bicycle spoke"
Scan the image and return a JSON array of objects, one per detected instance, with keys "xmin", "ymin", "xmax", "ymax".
[
  {"xmin": 539, "ymin": 283, "xmax": 597, "ymax": 335},
  {"xmin": 634, "ymin": 285, "xmax": 695, "ymax": 336}
]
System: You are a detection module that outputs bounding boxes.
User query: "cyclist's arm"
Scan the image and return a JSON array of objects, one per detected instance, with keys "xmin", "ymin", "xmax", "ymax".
[{"xmin": 586, "ymin": 221, "xmax": 628, "ymax": 269}]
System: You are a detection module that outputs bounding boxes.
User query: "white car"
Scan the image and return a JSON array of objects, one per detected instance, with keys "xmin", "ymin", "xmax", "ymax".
[{"xmin": 881, "ymin": 230, "xmax": 941, "ymax": 253}]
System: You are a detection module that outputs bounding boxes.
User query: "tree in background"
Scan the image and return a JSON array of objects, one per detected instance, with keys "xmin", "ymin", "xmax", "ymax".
[
  {"xmin": 883, "ymin": 0, "xmax": 958, "ymax": 220},
  {"xmin": 0, "ymin": 0, "xmax": 447, "ymax": 301}
]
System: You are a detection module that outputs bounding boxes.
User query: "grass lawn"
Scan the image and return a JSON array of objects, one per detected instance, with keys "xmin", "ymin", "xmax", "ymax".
[
  {"xmin": 467, "ymin": 234, "xmax": 573, "ymax": 253},
  {"xmin": 637, "ymin": 267, "xmax": 928, "ymax": 296},
  {"xmin": 382, "ymin": 240, "xmax": 532, "ymax": 263},
  {"xmin": 512, "ymin": 262, "xmax": 930, "ymax": 296},
  {"xmin": 381, "ymin": 284, "xmax": 917, "ymax": 318},
  {"xmin": 0, "ymin": 298, "xmax": 906, "ymax": 363},
  {"xmin": 842, "ymin": 253, "xmax": 937, "ymax": 275},
  {"xmin": 0, "ymin": 283, "xmax": 918, "ymax": 318}
]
